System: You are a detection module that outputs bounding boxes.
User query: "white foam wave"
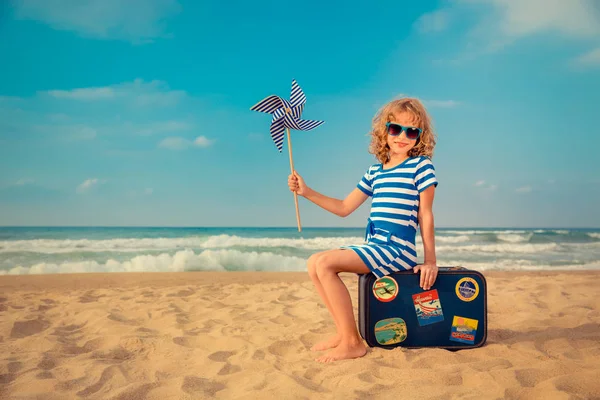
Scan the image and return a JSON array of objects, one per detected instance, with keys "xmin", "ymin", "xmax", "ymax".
[
  {"xmin": 496, "ymin": 233, "xmax": 532, "ymax": 243},
  {"xmin": 441, "ymin": 230, "xmax": 528, "ymax": 235},
  {"xmin": 439, "ymin": 260, "xmax": 600, "ymax": 271},
  {"xmin": 434, "ymin": 235, "xmax": 470, "ymax": 243},
  {"xmin": 0, "ymin": 249, "xmax": 308, "ymax": 275},
  {"xmin": 200, "ymin": 235, "xmax": 365, "ymax": 250},
  {"xmin": 587, "ymin": 233, "xmax": 600, "ymax": 239},
  {"xmin": 0, "ymin": 235, "xmax": 366, "ymax": 254},
  {"xmin": 436, "ymin": 242, "xmax": 559, "ymax": 254}
]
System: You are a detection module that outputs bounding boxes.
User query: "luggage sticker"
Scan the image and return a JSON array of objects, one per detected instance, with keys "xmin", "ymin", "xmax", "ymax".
[
  {"xmin": 374, "ymin": 317, "xmax": 407, "ymax": 345},
  {"xmin": 412, "ymin": 289, "xmax": 444, "ymax": 326},
  {"xmin": 372, "ymin": 276, "xmax": 398, "ymax": 302},
  {"xmin": 449, "ymin": 316, "xmax": 478, "ymax": 345},
  {"xmin": 455, "ymin": 277, "xmax": 479, "ymax": 302}
]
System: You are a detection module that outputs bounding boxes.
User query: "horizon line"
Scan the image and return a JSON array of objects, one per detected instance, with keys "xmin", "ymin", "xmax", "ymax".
[{"xmin": 0, "ymin": 225, "xmax": 599, "ymax": 230}]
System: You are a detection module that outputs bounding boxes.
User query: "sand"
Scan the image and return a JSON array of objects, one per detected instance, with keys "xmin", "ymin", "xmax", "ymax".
[{"xmin": 1, "ymin": 270, "xmax": 599, "ymax": 400}]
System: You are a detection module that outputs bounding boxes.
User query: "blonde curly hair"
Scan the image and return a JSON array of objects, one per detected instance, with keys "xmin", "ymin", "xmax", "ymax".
[{"xmin": 369, "ymin": 97, "xmax": 437, "ymax": 164}]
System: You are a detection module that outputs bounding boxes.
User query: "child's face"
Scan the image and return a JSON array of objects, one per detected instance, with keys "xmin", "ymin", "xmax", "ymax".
[{"xmin": 387, "ymin": 111, "xmax": 419, "ymax": 157}]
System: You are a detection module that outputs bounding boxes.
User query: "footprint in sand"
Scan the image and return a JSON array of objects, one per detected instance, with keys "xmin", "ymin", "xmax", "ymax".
[
  {"xmin": 36, "ymin": 371, "xmax": 54, "ymax": 379},
  {"xmin": 91, "ymin": 346, "xmax": 134, "ymax": 364},
  {"xmin": 208, "ymin": 351, "xmax": 235, "ymax": 362},
  {"xmin": 76, "ymin": 365, "xmax": 123, "ymax": 397},
  {"xmin": 61, "ymin": 338, "xmax": 105, "ymax": 356},
  {"xmin": 252, "ymin": 349, "xmax": 265, "ymax": 360},
  {"xmin": 217, "ymin": 363, "xmax": 242, "ymax": 375},
  {"xmin": 181, "ymin": 376, "xmax": 225, "ymax": 397},
  {"xmin": 7, "ymin": 361, "xmax": 22, "ymax": 374},
  {"xmin": 107, "ymin": 312, "xmax": 142, "ymax": 326},
  {"xmin": 10, "ymin": 318, "xmax": 50, "ymax": 338},
  {"xmin": 167, "ymin": 289, "xmax": 196, "ymax": 297},
  {"xmin": 78, "ymin": 291, "xmax": 105, "ymax": 303},
  {"xmin": 303, "ymin": 367, "xmax": 320, "ymax": 380},
  {"xmin": 37, "ymin": 354, "xmax": 57, "ymax": 371},
  {"xmin": 0, "ymin": 373, "xmax": 15, "ymax": 385},
  {"xmin": 136, "ymin": 327, "xmax": 159, "ymax": 336},
  {"xmin": 172, "ymin": 336, "xmax": 204, "ymax": 348},
  {"xmin": 176, "ymin": 312, "xmax": 190, "ymax": 325},
  {"xmin": 267, "ymin": 340, "xmax": 300, "ymax": 357}
]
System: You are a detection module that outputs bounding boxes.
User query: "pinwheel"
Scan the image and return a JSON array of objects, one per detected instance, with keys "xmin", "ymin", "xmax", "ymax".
[{"xmin": 251, "ymin": 80, "xmax": 324, "ymax": 232}]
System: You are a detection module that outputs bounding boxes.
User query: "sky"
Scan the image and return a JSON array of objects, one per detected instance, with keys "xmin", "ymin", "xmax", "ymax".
[{"xmin": 0, "ymin": 0, "xmax": 599, "ymax": 228}]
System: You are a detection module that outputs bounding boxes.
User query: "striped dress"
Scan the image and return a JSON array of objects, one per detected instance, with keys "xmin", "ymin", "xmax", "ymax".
[{"xmin": 342, "ymin": 156, "xmax": 438, "ymax": 278}]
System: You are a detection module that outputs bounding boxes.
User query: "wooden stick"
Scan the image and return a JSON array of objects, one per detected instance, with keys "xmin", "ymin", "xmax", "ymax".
[{"xmin": 286, "ymin": 127, "xmax": 302, "ymax": 232}]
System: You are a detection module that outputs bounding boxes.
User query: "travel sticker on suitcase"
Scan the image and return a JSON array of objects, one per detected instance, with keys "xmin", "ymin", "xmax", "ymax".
[{"xmin": 412, "ymin": 289, "xmax": 444, "ymax": 326}]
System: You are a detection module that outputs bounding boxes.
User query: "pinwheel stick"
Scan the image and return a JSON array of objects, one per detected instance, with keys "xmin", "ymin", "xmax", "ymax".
[{"xmin": 286, "ymin": 127, "xmax": 302, "ymax": 232}]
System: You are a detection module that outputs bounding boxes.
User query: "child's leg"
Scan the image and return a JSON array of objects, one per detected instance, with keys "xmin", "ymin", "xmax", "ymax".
[
  {"xmin": 313, "ymin": 249, "xmax": 371, "ymax": 363},
  {"xmin": 307, "ymin": 250, "xmax": 343, "ymax": 351}
]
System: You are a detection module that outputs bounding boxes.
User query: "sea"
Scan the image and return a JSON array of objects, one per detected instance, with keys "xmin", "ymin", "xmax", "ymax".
[{"xmin": 0, "ymin": 227, "xmax": 599, "ymax": 275}]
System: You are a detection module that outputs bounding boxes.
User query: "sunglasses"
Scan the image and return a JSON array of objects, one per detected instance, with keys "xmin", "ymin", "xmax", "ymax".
[{"xmin": 386, "ymin": 122, "xmax": 422, "ymax": 140}]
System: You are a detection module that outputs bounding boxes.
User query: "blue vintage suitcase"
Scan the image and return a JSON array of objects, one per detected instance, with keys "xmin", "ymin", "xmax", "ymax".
[{"xmin": 358, "ymin": 266, "xmax": 487, "ymax": 349}]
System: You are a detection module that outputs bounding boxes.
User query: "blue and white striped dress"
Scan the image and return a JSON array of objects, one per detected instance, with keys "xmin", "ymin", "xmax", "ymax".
[{"xmin": 342, "ymin": 156, "xmax": 438, "ymax": 278}]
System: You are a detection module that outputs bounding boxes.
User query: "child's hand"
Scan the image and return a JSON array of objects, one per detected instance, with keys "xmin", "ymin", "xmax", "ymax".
[
  {"xmin": 413, "ymin": 263, "xmax": 438, "ymax": 291},
  {"xmin": 288, "ymin": 171, "xmax": 309, "ymax": 197}
]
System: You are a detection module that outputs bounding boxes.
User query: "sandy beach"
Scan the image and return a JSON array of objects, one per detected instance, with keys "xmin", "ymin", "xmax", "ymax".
[{"xmin": 1, "ymin": 270, "xmax": 599, "ymax": 400}]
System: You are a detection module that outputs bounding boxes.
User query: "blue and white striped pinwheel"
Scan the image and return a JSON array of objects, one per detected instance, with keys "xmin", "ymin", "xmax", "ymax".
[
  {"xmin": 250, "ymin": 80, "xmax": 323, "ymax": 232},
  {"xmin": 250, "ymin": 79, "xmax": 324, "ymax": 152}
]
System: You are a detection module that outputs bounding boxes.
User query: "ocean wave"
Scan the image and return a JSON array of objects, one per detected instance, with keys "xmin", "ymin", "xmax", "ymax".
[
  {"xmin": 0, "ymin": 249, "xmax": 308, "ymax": 275},
  {"xmin": 435, "ymin": 235, "xmax": 470, "ymax": 243},
  {"xmin": 440, "ymin": 260, "xmax": 600, "ymax": 271},
  {"xmin": 436, "ymin": 242, "xmax": 560, "ymax": 254},
  {"xmin": 441, "ymin": 230, "xmax": 529, "ymax": 235},
  {"xmin": 496, "ymin": 233, "xmax": 533, "ymax": 243},
  {"xmin": 0, "ymin": 235, "xmax": 366, "ymax": 254},
  {"xmin": 587, "ymin": 233, "xmax": 600, "ymax": 239}
]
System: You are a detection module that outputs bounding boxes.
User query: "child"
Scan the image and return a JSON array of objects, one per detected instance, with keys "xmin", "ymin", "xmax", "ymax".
[{"xmin": 288, "ymin": 97, "xmax": 439, "ymax": 363}]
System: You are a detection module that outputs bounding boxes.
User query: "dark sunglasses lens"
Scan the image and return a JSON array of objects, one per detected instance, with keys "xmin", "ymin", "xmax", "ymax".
[
  {"xmin": 406, "ymin": 128, "xmax": 420, "ymax": 139},
  {"xmin": 388, "ymin": 124, "xmax": 402, "ymax": 136}
]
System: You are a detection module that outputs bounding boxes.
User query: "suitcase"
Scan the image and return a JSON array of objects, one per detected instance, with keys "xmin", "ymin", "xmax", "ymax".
[{"xmin": 358, "ymin": 266, "xmax": 487, "ymax": 349}]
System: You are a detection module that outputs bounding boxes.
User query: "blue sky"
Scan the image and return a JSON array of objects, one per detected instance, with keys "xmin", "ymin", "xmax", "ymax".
[{"xmin": 0, "ymin": 0, "xmax": 599, "ymax": 228}]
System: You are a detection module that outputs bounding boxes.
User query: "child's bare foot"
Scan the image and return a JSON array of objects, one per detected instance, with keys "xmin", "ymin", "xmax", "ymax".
[
  {"xmin": 315, "ymin": 339, "xmax": 367, "ymax": 363},
  {"xmin": 310, "ymin": 334, "xmax": 342, "ymax": 351}
]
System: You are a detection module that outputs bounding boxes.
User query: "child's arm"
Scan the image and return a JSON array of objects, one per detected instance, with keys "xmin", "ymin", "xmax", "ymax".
[
  {"xmin": 418, "ymin": 185, "xmax": 437, "ymax": 264},
  {"xmin": 288, "ymin": 171, "xmax": 368, "ymax": 217},
  {"xmin": 414, "ymin": 184, "xmax": 437, "ymax": 290}
]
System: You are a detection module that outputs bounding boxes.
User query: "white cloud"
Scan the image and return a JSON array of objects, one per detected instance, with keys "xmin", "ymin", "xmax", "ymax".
[
  {"xmin": 15, "ymin": 178, "xmax": 35, "ymax": 186},
  {"xmin": 47, "ymin": 87, "xmax": 115, "ymax": 100},
  {"xmin": 159, "ymin": 135, "xmax": 214, "ymax": 150},
  {"xmin": 418, "ymin": 0, "xmax": 600, "ymax": 55},
  {"xmin": 76, "ymin": 178, "xmax": 105, "ymax": 193},
  {"xmin": 423, "ymin": 99, "xmax": 461, "ymax": 108},
  {"xmin": 158, "ymin": 137, "xmax": 188, "ymax": 150},
  {"xmin": 480, "ymin": 0, "xmax": 600, "ymax": 38},
  {"xmin": 42, "ymin": 79, "xmax": 186, "ymax": 107},
  {"xmin": 516, "ymin": 186, "xmax": 532, "ymax": 193},
  {"xmin": 415, "ymin": 9, "xmax": 451, "ymax": 33},
  {"xmin": 574, "ymin": 47, "xmax": 600, "ymax": 67},
  {"xmin": 193, "ymin": 136, "xmax": 214, "ymax": 148},
  {"xmin": 13, "ymin": 0, "xmax": 181, "ymax": 43},
  {"xmin": 475, "ymin": 180, "xmax": 497, "ymax": 191}
]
